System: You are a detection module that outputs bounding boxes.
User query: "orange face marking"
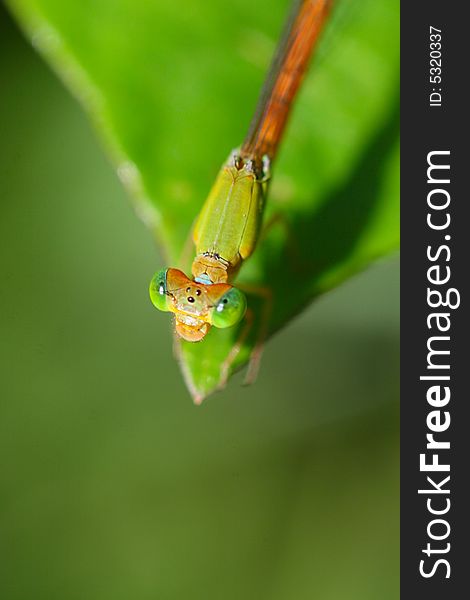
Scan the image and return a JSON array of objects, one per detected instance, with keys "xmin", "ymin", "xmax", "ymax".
[{"xmin": 165, "ymin": 269, "xmax": 232, "ymax": 342}]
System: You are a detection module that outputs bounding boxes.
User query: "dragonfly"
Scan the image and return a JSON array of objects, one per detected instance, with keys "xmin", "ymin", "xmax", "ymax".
[{"xmin": 150, "ymin": 0, "xmax": 332, "ymax": 395}]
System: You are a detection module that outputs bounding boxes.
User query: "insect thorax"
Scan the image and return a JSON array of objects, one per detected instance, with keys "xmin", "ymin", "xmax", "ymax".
[{"xmin": 192, "ymin": 252, "xmax": 236, "ymax": 285}]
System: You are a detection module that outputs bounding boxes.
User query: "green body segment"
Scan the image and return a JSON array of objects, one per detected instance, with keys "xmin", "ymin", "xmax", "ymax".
[{"xmin": 192, "ymin": 160, "xmax": 268, "ymax": 276}]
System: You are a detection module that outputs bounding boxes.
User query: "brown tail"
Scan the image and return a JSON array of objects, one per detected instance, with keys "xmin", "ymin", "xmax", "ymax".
[{"xmin": 240, "ymin": 0, "xmax": 333, "ymax": 164}]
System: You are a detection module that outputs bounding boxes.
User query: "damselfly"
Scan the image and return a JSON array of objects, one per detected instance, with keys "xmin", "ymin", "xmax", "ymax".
[{"xmin": 150, "ymin": 0, "xmax": 332, "ymax": 391}]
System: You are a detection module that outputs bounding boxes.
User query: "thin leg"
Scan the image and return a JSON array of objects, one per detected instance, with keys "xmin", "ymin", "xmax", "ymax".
[
  {"xmin": 218, "ymin": 283, "xmax": 273, "ymax": 390},
  {"xmin": 217, "ymin": 308, "xmax": 255, "ymax": 390},
  {"xmin": 238, "ymin": 283, "xmax": 273, "ymax": 386}
]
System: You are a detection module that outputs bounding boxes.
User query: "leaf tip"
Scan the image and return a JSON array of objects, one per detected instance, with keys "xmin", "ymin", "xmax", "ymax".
[{"xmin": 192, "ymin": 392, "xmax": 205, "ymax": 406}]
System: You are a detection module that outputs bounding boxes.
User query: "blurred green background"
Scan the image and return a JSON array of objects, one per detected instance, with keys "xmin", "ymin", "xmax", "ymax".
[{"xmin": 0, "ymin": 3, "xmax": 399, "ymax": 599}]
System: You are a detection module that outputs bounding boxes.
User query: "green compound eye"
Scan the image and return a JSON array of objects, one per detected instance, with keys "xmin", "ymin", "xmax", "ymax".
[
  {"xmin": 149, "ymin": 269, "xmax": 171, "ymax": 312},
  {"xmin": 211, "ymin": 287, "xmax": 247, "ymax": 329}
]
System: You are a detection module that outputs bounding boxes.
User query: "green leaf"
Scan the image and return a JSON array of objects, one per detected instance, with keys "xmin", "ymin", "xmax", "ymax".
[{"xmin": 7, "ymin": 0, "xmax": 399, "ymax": 402}]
